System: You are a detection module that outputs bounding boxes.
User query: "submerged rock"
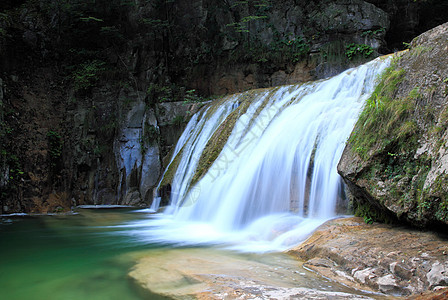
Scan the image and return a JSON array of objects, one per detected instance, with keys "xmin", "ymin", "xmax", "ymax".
[{"xmin": 128, "ymin": 248, "xmax": 375, "ymax": 299}]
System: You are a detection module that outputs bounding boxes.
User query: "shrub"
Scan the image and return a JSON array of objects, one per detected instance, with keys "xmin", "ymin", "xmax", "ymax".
[{"xmin": 345, "ymin": 43, "xmax": 373, "ymax": 60}]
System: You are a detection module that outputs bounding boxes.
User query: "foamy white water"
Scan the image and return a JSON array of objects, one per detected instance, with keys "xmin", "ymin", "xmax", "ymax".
[{"xmin": 124, "ymin": 56, "xmax": 391, "ymax": 252}]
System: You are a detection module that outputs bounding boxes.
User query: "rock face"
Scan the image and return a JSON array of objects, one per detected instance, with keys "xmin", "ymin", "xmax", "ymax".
[
  {"xmin": 338, "ymin": 22, "xmax": 448, "ymax": 229},
  {"xmin": 288, "ymin": 217, "xmax": 448, "ymax": 296}
]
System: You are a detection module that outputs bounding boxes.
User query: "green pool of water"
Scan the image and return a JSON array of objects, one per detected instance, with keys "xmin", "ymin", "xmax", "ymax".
[
  {"xmin": 0, "ymin": 208, "xmax": 168, "ymax": 300},
  {"xmin": 1, "ymin": 208, "xmax": 382, "ymax": 299}
]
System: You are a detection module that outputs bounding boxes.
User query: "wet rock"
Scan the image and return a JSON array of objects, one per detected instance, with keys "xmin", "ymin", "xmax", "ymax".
[
  {"xmin": 353, "ymin": 268, "xmax": 376, "ymax": 284},
  {"xmin": 156, "ymin": 102, "xmax": 190, "ymax": 126},
  {"xmin": 390, "ymin": 262, "xmax": 413, "ymax": 280},
  {"xmin": 304, "ymin": 258, "xmax": 336, "ymax": 269},
  {"xmin": 408, "ymin": 287, "xmax": 448, "ymax": 300},
  {"xmin": 377, "ymin": 274, "xmax": 398, "ymax": 293},
  {"xmin": 122, "ymin": 188, "xmax": 141, "ymax": 206},
  {"xmin": 427, "ymin": 261, "xmax": 448, "ymax": 288},
  {"xmin": 288, "ymin": 217, "xmax": 448, "ymax": 296},
  {"xmin": 128, "ymin": 248, "xmax": 375, "ymax": 299}
]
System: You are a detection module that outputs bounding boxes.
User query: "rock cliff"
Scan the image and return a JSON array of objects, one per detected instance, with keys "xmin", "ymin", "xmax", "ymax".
[
  {"xmin": 338, "ymin": 22, "xmax": 448, "ymax": 229},
  {"xmin": 0, "ymin": 0, "xmax": 447, "ymax": 213}
]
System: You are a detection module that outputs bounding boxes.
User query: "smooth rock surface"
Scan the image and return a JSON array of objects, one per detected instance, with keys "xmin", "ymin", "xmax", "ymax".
[{"xmin": 128, "ymin": 248, "xmax": 378, "ymax": 299}]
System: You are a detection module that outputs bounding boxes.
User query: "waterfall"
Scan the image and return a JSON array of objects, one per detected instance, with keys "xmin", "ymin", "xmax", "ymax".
[{"xmin": 127, "ymin": 56, "xmax": 391, "ymax": 252}]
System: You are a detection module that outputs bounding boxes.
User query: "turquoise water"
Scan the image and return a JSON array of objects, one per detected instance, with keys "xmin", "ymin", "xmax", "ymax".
[
  {"xmin": 0, "ymin": 208, "xmax": 167, "ymax": 300},
  {"xmin": 1, "ymin": 208, "xmax": 382, "ymax": 299}
]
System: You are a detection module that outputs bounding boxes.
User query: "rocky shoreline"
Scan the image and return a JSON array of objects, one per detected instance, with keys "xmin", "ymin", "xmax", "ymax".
[
  {"xmin": 288, "ymin": 217, "xmax": 448, "ymax": 298},
  {"xmin": 128, "ymin": 217, "xmax": 448, "ymax": 299}
]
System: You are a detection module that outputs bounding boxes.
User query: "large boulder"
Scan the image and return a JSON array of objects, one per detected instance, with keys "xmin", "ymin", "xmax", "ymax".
[{"xmin": 338, "ymin": 22, "xmax": 448, "ymax": 228}]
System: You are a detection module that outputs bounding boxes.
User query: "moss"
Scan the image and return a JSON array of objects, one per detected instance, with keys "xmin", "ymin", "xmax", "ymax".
[
  {"xmin": 410, "ymin": 45, "xmax": 434, "ymax": 57},
  {"xmin": 241, "ymin": 87, "xmax": 282, "ymax": 136},
  {"xmin": 349, "ymin": 59, "xmax": 411, "ymax": 160},
  {"xmin": 422, "ymin": 173, "xmax": 448, "ymax": 223},
  {"xmin": 347, "ymin": 55, "xmax": 443, "ymax": 225},
  {"xmin": 202, "ymin": 95, "xmax": 233, "ymax": 122},
  {"xmin": 189, "ymin": 92, "xmax": 257, "ymax": 186},
  {"xmin": 353, "ymin": 200, "xmax": 396, "ymax": 224},
  {"xmin": 190, "ymin": 87, "xmax": 284, "ymax": 186},
  {"xmin": 159, "ymin": 145, "xmax": 184, "ymax": 187}
]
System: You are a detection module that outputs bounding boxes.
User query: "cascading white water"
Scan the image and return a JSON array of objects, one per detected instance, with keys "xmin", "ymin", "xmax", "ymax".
[{"xmin": 126, "ymin": 56, "xmax": 392, "ymax": 252}]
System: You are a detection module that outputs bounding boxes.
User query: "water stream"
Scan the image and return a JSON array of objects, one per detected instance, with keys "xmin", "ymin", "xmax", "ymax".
[
  {"xmin": 135, "ymin": 55, "xmax": 391, "ymax": 252},
  {"xmin": 0, "ymin": 209, "xmax": 384, "ymax": 299},
  {"xmin": 1, "ymin": 56, "xmax": 394, "ymax": 299}
]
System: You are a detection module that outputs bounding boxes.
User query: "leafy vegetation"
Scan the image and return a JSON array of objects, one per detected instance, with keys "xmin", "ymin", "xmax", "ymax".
[
  {"xmin": 71, "ymin": 60, "xmax": 107, "ymax": 92},
  {"xmin": 139, "ymin": 122, "xmax": 159, "ymax": 154},
  {"xmin": 353, "ymin": 200, "xmax": 396, "ymax": 224},
  {"xmin": 226, "ymin": 0, "xmax": 271, "ymax": 34},
  {"xmin": 224, "ymin": 0, "xmax": 309, "ymax": 64},
  {"xmin": 345, "ymin": 43, "xmax": 374, "ymax": 60},
  {"xmin": 345, "ymin": 47, "xmax": 448, "ymax": 227},
  {"xmin": 361, "ymin": 28, "xmax": 386, "ymax": 37},
  {"xmin": 171, "ymin": 116, "xmax": 185, "ymax": 127},
  {"xmin": 349, "ymin": 59, "xmax": 408, "ymax": 159},
  {"xmin": 47, "ymin": 130, "xmax": 63, "ymax": 162}
]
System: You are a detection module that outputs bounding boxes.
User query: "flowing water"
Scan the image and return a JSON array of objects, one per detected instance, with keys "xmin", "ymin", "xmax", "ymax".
[
  {"xmin": 0, "ymin": 209, "xmax": 384, "ymax": 299},
  {"xmin": 1, "ymin": 56, "xmax": 393, "ymax": 299},
  {"xmin": 137, "ymin": 55, "xmax": 392, "ymax": 252}
]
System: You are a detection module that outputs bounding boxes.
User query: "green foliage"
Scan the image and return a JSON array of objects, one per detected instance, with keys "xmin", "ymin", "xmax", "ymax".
[
  {"xmin": 147, "ymin": 85, "xmax": 209, "ymax": 105},
  {"xmin": 349, "ymin": 60, "xmax": 408, "ymax": 159},
  {"xmin": 183, "ymin": 89, "xmax": 208, "ymax": 103},
  {"xmin": 361, "ymin": 28, "xmax": 386, "ymax": 37},
  {"xmin": 71, "ymin": 60, "xmax": 106, "ymax": 92},
  {"xmin": 1, "ymin": 150, "xmax": 24, "ymax": 181},
  {"xmin": 229, "ymin": 31, "xmax": 310, "ymax": 64},
  {"xmin": 316, "ymin": 40, "xmax": 348, "ymax": 64},
  {"xmin": 147, "ymin": 83, "xmax": 172, "ymax": 103},
  {"xmin": 347, "ymin": 53, "xmax": 448, "ymax": 226},
  {"xmin": 345, "ymin": 43, "xmax": 374, "ymax": 60},
  {"xmin": 93, "ymin": 145, "xmax": 107, "ymax": 157},
  {"xmin": 421, "ymin": 174, "xmax": 448, "ymax": 222},
  {"xmin": 171, "ymin": 115, "xmax": 185, "ymax": 127},
  {"xmin": 227, "ymin": 15, "xmax": 268, "ymax": 33},
  {"xmin": 410, "ymin": 45, "xmax": 433, "ymax": 57},
  {"xmin": 100, "ymin": 26, "xmax": 124, "ymax": 42},
  {"xmin": 270, "ymin": 35, "xmax": 310, "ymax": 62},
  {"xmin": 80, "ymin": 16, "xmax": 104, "ymax": 23},
  {"xmin": 354, "ymin": 201, "xmax": 395, "ymax": 224},
  {"xmin": 99, "ymin": 118, "xmax": 118, "ymax": 139},
  {"xmin": 436, "ymin": 200, "xmax": 448, "ymax": 222},
  {"xmin": 226, "ymin": 0, "xmax": 271, "ymax": 41},
  {"xmin": 139, "ymin": 123, "xmax": 159, "ymax": 154},
  {"xmin": 47, "ymin": 130, "xmax": 63, "ymax": 160}
]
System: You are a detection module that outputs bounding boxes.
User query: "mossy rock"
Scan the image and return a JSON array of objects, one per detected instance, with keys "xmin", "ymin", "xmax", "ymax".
[{"xmin": 338, "ymin": 22, "xmax": 448, "ymax": 229}]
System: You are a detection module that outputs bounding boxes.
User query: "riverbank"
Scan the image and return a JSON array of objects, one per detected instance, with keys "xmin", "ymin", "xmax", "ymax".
[
  {"xmin": 128, "ymin": 217, "xmax": 448, "ymax": 299},
  {"xmin": 128, "ymin": 247, "xmax": 385, "ymax": 299},
  {"xmin": 288, "ymin": 217, "xmax": 448, "ymax": 298}
]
